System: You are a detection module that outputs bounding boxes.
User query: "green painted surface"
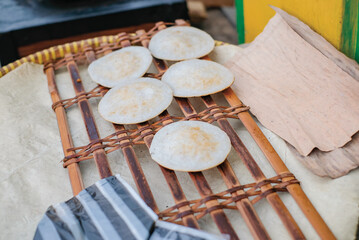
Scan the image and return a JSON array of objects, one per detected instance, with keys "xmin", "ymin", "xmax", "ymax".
[
  {"xmin": 235, "ymin": 0, "xmax": 245, "ymax": 44},
  {"xmin": 341, "ymin": 0, "xmax": 359, "ymax": 62}
]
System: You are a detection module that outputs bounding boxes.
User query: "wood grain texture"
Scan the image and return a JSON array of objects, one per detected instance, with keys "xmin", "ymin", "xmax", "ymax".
[
  {"xmin": 151, "ymin": 109, "xmax": 238, "ymax": 237},
  {"xmin": 222, "ymin": 88, "xmax": 335, "ymax": 240},
  {"xmin": 158, "ymin": 19, "xmax": 305, "ymax": 239},
  {"xmin": 138, "ymin": 31, "xmax": 203, "ymax": 230},
  {"xmin": 42, "ymin": 20, "xmax": 335, "ymax": 239},
  {"xmin": 45, "ymin": 63, "xmax": 84, "ymax": 195},
  {"xmin": 141, "ymin": 124, "xmax": 200, "ymax": 229},
  {"xmin": 202, "ymin": 94, "xmax": 300, "ymax": 240},
  {"xmin": 139, "ymin": 24, "xmax": 238, "ymax": 238},
  {"xmin": 85, "ymin": 45, "xmax": 159, "ymax": 213},
  {"xmin": 179, "ymin": 94, "xmax": 303, "ymax": 239},
  {"xmin": 189, "ymin": 171, "xmax": 239, "ymax": 239},
  {"xmin": 65, "ymin": 54, "xmax": 112, "ymax": 179},
  {"xmin": 114, "ymin": 36, "xmax": 200, "ymax": 227},
  {"xmin": 217, "ymin": 161, "xmax": 270, "ymax": 240}
]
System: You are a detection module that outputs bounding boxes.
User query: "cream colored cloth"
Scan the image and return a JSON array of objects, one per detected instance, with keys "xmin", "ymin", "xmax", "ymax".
[
  {"xmin": 0, "ymin": 63, "xmax": 73, "ymax": 239},
  {"xmin": 0, "ymin": 53, "xmax": 358, "ymax": 240}
]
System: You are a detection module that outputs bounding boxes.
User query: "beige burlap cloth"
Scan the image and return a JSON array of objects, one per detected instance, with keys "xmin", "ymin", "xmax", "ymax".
[{"xmin": 0, "ymin": 45, "xmax": 358, "ymax": 239}]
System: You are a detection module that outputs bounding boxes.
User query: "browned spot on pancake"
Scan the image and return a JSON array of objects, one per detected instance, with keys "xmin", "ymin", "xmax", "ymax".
[
  {"xmin": 173, "ymin": 126, "xmax": 218, "ymax": 160},
  {"xmin": 179, "ymin": 71, "xmax": 221, "ymax": 90},
  {"xmin": 111, "ymin": 82, "xmax": 156, "ymax": 117},
  {"xmin": 100, "ymin": 52, "xmax": 141, "ymax": 80}
]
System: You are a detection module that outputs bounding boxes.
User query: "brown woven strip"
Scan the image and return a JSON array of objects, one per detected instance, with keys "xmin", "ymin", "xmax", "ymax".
[
  {"xmin": 60, "ymin": 104, "xmax": 250, "ymax": 166},
  {"xmin": 176, "ymin": 209, "xmax": 195, "ymax": 219},
  {"xmin": 38, "ymin": 19, "xmax": 333, "ymax": 239},
  {"xmin": 51, "ymin": 87, "xmax": 248, "ymax": 116},
  {"xmin": 157, "ymin": 173, "xmax": 299, "ymax": 222},
  {"xmin": 51, "ymin": 85, "xmax": 108, "ymax": 110}
]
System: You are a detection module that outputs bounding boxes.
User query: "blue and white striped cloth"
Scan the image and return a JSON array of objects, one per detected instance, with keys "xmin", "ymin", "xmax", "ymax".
[{"xmin": 33, "ymin": 175, "xmax": 226, "ymax": 240}]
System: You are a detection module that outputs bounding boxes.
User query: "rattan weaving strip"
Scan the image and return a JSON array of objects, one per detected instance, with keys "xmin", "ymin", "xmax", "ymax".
[
  {"xmin": 158, "ymin": 173, "xmax": 300, "ymax": 223},
  {"xmin": 140, "ymin": 21, "xmax": 268, "ymax": 238},
  {"xmin": 41, "ymin": 20, "xmax": 336, "ymax": 240},
  {"xmin": 60, "ymin": 104, "xmax": 249, "ymax": 166},
  {"xmin": 44, "ymin": 62, "xmax": 84, "ymax": 195},
  {"xmin": 161, "ymin": 19, "xmax": 304, "ymax": 239},
  {"xmin": 51, "ymin": 85, "xmax": 108, "ymax": 110},
  {"xmin": 136, "ymin": 24, "xmax": 239, "ymax": 239},
  {"xmin": 221, "ymin": 87, "xmax": 335, "ymax": 239},
  {"xmin": 51, "ymin": 87, "xmax": 249, "ymax": 117},
  {"xmin": 65, "ymin": 53, "xmax": 112, "ymax": 178},
  {"xmin": 120, "ymin": 35, "xmax": 200, "ymax": 229},
  {"xmin": 200, "ymin": 93, "xmax": 305, "ymax": 238},
  {"xmin": 84, "ymin": 44, "xmax": 160, "ymax": 212},
  {"xmin": 177, "ymin": 94, "xmax": 305, "ymax": 239},
  {"xmin": 117, "ymin": 29, "xmax": 236, "ymax": 234}
]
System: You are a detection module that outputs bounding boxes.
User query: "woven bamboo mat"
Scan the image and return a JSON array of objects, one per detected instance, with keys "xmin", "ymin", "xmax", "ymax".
[{"xmin": 38, "ymin": 19, "xmax": 335, "ymax": 239}]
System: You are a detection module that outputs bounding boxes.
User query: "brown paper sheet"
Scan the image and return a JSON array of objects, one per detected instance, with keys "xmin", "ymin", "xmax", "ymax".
[
  {"xmin": 226, "ymin": 13, "xmax": 359, "ymax": 158},
  {"xmin": 288, "ymin": 132, "xmax": 359, "ymax": 178},
  {"xmin": 270, "ymin": 7, "xmax": 359, "ymax": 178},
  {"xmin": 272, "ymin": 6, "xmax": 359, "ymax": 82}
]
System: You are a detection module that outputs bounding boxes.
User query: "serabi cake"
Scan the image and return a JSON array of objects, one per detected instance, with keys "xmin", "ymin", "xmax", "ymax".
[
  {"xmin": 88, "ymin": 46, "xmax": 152, "ymax": 88},
  {"xmin": 150, "ymin": 121, "xmax": 231, "ymax": 172},
  {"xmin": 149, "ymin": 26, "xmax": 215, "ymax": 61},
  {"xmin": 98, "ymin": 78, "xmax": 173, "ymax": 124},
  {"xmin": 162, "ymin": 59, "xmax": 234, "ymax": 97}
]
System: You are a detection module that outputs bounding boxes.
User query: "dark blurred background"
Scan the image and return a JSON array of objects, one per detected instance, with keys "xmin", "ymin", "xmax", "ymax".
[{"xmin": 0, "ymin": 0, "xmax": 237, "ymax": 65}]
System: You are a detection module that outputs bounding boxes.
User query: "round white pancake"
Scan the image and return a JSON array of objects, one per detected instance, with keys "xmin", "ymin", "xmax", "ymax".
[
  {"xmin": 88, "ymin": 46, "xmax": 153, "ymax": 88},
  {"xmin": 148, "ymin": 26, "xmax": 215, "ymax": 61},
  {"xmin": 161, "ymin": 59, "xmax": 234, "ymax": 97},
  {"xmin": 98, "ymin": 78, "xmax": 173, "ymax": 124},
  {"xmin": 150, "ymin": 121, "xmax": 231, "ymax": 172}
]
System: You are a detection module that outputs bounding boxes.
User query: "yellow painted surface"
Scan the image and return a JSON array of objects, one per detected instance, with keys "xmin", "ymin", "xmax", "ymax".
[
  {"xmin": 243, "ymin": 0, "xmax": 343, "ymax": 49},
  {"xmin": 58, "ymin": 45, "xmax": 65, "ymax": 57},
  {"xmin": 43, "ymin": 49, "xmax": 50, "ymax": 61},
  {"xmin": 29, "ymin": 54, "xmax": 36, "ymax": 62},
  {"xmin": 50, "ymin": 47, "xmax": 56, "ymax": 60},
  {"xmin": 73, "ymin": 43, "xmax": 78, "ymax": 53},
  {"xmin": 65, "ymin": 43, "xmax": 71, "ymax": 53},
  {"xmin": 94, "ymin": 37, "xmax": 100, "ymax": 47},
  {"xmin": 8, "ymin": 63, "xmax": 15, "ymax": 70}
]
